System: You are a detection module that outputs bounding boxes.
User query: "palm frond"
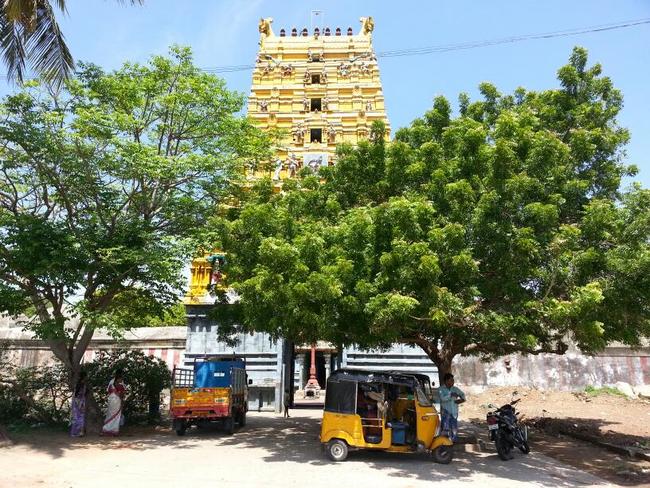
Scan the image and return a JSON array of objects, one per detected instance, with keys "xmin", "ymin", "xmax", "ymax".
[
  {"xmin": 23, "ymin": 1, "xmax": 73, "ymax": 86},
  {"xmin": 0, "ymin": 12, "xmax": 28, "ymax": 83},
  {"xmin": 51, "ymin": 0, "xmax": 67, "ymax": 12},
  {"xmin": 0, "ymin": 0, "xmax": 141, "ymax": 85}
]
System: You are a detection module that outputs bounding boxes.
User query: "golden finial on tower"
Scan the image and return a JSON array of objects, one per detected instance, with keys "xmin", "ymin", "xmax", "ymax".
[
  {"xmin": 258, "ymin": 17, "xmax": 274, "ymax": 38},
  {"xmin": 360, "ymin": 16, "xmax": 374, "ymax": 35}
]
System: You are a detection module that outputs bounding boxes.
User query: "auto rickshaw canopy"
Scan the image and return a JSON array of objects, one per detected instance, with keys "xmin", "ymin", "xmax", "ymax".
[{"xmin": 324, "ymin": 369, "xmax": 432, "ymax": 414}]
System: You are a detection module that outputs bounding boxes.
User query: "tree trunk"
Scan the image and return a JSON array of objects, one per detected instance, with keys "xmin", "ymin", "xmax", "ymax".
[
  {"xmin": 67, "ymin": 361, "xmax": 103, "ymax": 434},
  {"xmin": 85, "ymin": 394, "xmax": 103, "ymax": 433},
  {"xmin": 412, "ymin": 338, "xmax": 457, "ymax": 387},
  {"xmin": 435, "ymin": 355, "xmax": 454, "ymax": 388}
]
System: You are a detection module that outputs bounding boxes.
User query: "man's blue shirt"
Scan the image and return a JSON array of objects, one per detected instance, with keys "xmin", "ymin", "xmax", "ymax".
[{"xmin": 438, "ymin": 385, "xmax": 465, "ymax": 418}]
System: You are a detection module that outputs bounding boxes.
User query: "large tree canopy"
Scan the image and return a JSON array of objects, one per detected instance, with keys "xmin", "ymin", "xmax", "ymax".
[
  {"xmin": 0, "ymin": 46, "xmax": 271, "ymax": 396},
  {"xmin": 214, "ymin": 48, "xmax": 650, "ymax": 382}
]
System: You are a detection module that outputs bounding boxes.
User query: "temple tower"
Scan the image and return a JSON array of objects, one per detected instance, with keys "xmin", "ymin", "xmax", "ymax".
[
  {"xmin": 186, "ymin": 16, "xmax": 391, "ymax": 305},
  {"xmin": 250, "ymin": 16, "xmax": 391, "ymax": 179},
  {"xmin": 181, "ymin": 17, "xmax": 421, "ymax": 413}
]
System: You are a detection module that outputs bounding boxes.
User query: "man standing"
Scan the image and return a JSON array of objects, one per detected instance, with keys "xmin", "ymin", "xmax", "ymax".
[
  {"xmin": 283, "ymin": 389, "xmax": 291, "ymax": 418},
  {"xmin": 438, "ymin": 373, "xmax": 466, "ymax": 442}
]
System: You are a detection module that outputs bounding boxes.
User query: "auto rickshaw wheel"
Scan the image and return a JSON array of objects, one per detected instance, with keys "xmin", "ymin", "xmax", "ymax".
[
  {"xmin": 326, "ymin": 439, "xmax": 349, "ymax": 462},
  {"xmin": 432, "ymin": 445, "xmax": 453, "ymax": 464},
  {"xmin": 238, "ymin": 410, "xmax": 246, "ymax": 427}
]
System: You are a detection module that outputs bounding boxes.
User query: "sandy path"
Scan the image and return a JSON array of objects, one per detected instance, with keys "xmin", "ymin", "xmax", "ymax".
[{"xmin": 0, "ymin": 410, "xmax": 615, "ymax": 488}]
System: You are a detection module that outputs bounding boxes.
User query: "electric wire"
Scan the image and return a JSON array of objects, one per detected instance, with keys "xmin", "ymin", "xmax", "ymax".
[
  {"xmin": 1, "ymin": 17, "xmax": 649, "ymax": 79},
  {"xmin": 200, "ymin": 17, "xmax": 650, "ymax": 74},
  {"xmin": 378, "ymin": 18, "xmax": 650, "ymax": 57}
]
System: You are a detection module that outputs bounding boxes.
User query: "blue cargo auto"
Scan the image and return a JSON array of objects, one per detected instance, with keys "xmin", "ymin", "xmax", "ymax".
[{"xmin": 171, "ymin": 357, "xmax": 249, "ymax": 435}]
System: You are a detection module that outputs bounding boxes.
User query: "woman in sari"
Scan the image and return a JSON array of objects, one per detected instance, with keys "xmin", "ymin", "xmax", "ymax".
[
  {"xmin": 70, "ymin": 371, "xmax": 87, "ymax": 437},
  {"xmin": 101, "ymin": 369, "xmax": 126, "ymax": 436}
]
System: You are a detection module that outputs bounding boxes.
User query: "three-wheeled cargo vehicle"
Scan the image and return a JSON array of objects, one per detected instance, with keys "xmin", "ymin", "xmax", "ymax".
[
  {"xmin": 320, "ymin": 369, "xmax": 453, "ymax": 463},
  {"xmin": 170, "ymin": 357, "xmax": 249, "ymax": 436}
]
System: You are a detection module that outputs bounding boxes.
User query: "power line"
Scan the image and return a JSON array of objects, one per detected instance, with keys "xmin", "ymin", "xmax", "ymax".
[
  {"xmin": 378, "ymin": 18, "xmax": 650, "ymax": 58},
  {"xmin": 200, "ymin": 17, "xmax": 650, "ymax": 73},
  {"xmin": 1, "ymin": 17, "xmax": 649, "ymax": 79}
]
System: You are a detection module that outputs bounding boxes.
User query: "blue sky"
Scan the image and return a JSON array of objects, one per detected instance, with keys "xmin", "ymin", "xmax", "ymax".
[{"xmin": 6, "ymin": 0, "xmax": 650, "ymax": 187}]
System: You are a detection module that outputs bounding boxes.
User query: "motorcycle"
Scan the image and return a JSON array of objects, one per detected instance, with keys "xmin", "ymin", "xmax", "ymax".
[{"xmin": 486, "ymin": 398, "xmax": 530, "ymax": 460}]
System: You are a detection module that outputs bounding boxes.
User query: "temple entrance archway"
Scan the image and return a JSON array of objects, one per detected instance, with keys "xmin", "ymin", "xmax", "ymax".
[{"xmin": 290, "ymin": 343, "xmax": 338, "ymax": 406}]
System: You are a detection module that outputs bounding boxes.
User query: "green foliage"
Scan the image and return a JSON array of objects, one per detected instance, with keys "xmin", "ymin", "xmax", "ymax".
[
  {"xmin": 0, "ymin": 46, "xmax": 270, "ymax": 376},
  {"xmin": 0, "ymin": 345, "xmax": 71, "ymax": 424},
  {"xmin": 584, "ymin": 385, "xmax": 627, "ymax": 397},
  {"xmin": 0, "ymin": 346, "xmax": 171, "ymax": 425},
  {"xmin": 84, "ymin": 349, "xmax": 171, "ymax": 420},
  {"xmin": 106, "ymin": 295, "xmax": 187, "ymax": 329},
  {"xmin": 214, "ymin": 48, "xmax": 649, "ymax": 379},
  {"xmin": 145, "ymin": 302, "xmax": 187, "ymax": 327},
  {"xmin": 0, "ymin": 387, "xmax": 28, "ymax": 424}
]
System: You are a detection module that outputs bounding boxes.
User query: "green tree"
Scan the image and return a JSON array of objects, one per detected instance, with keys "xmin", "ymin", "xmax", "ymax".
[
  {"xmin": 84, "ymin": 349, "xmax": 171, "ymax": 422},
  {"xmin": 214, "ymin": 48, "xmax": 650, "ymax": 384},
  {"xmin": 0, "ymin": 46, "xmax": 271, "ymax": 423},
  {"xmin": 0, "ymin": 0, "xmax": 143, "ymax": 85}
]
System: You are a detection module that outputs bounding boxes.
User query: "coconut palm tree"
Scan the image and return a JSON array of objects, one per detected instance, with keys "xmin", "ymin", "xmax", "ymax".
[{"xmin": 0, "ymin": 0, "xmax": 142, "ymax": 86}]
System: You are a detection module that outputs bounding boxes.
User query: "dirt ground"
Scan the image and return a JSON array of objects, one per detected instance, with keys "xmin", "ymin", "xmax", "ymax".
[
  {"xmin": 0, "ymin": 410, "xmax": 617, "ymax": 488},
  {"xmin": 2, "ymin": 388, "xmax": 649, "ymax": 487},
  {"xmin": 461, "ymin": 387, "xmax": 650, "ymax": 486}
]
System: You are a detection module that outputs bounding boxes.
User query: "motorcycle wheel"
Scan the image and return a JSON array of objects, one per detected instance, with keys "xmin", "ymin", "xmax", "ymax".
[
  {"xmin": 514, "ymin": 427, "xmax": 530, "ymax": 454},
  {"xmin": 495, "ymin": 434, "xmax": 514, "ymax": 460},
  {"xmin": 518, "ymin": 441, "xmax": 530, "ymax": 454}
]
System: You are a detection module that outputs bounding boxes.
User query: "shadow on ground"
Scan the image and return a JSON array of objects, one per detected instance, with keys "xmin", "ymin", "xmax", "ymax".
[
  {"xmin": 5, "ymin": 410, "xmax": 617, "ymax": 486},
  {"xmin": 5, "ymin": 422, "xmax": 198, "ymax": 459},
  {"xmin": 531, "ymin": 416, "xmax": 650, "ymax": 449},
  {"xmin": 213, "ymin": 410, "xmax": 608, "ymax": 487},
  {"xmin": 468, "ymin": 417, "xmax": 650, "ymax": 487}
]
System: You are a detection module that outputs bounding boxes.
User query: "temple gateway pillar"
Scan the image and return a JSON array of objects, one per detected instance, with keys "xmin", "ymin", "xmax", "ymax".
[{"xmin": 324, "ymin": 352, "xmax": 331, "ymax": 382}]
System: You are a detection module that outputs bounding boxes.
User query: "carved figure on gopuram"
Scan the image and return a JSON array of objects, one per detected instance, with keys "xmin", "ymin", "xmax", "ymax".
[
  {"xmin": 287, "ymin": 153, "xmax": 299, "ymax": 177},
  {"xmin": 327, "ymin": 123, "xmax": 337, "ymax": 143},
  {"xmin": 293, "ymin": 123, "xmax": 305, "ymax": 142},
  {"xmin": 273, "ymin": 158, "xmax": 283, "ymax": 180},
  {"xmin": 360, "ymin": 16, "xmax": 374, "ymax": 35},
  {"xmin": 258, "ymin": 17, "xmax": 273, "ymax": 37},
  {"xmin": 338, "ymin": 62, "xmax": 351, "ymax": 78}
]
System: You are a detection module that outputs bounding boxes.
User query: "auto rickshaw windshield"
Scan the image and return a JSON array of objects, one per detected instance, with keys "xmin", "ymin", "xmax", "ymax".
[
  {"xmin": 324, "ymin": 379, "xmax": 357, "ymax": 414},
  {"xmin": 415, "ymin": 386, "xmax": 432, "ymax": 406}
]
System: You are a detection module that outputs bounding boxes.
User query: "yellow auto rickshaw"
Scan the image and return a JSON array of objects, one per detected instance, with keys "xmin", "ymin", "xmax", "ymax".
[{"xmin": 320, "ymin": 369, "xmax": 453, "ymax": 463}]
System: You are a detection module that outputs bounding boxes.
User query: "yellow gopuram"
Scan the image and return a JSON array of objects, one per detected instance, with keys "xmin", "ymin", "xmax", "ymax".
[
  {"xmin": 250, "ymin": 16, "xmax": 391, "ymax": 179},
  {"xmin": 185, "ymin": 16, "xmax": 391, "ymax": 304}
]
